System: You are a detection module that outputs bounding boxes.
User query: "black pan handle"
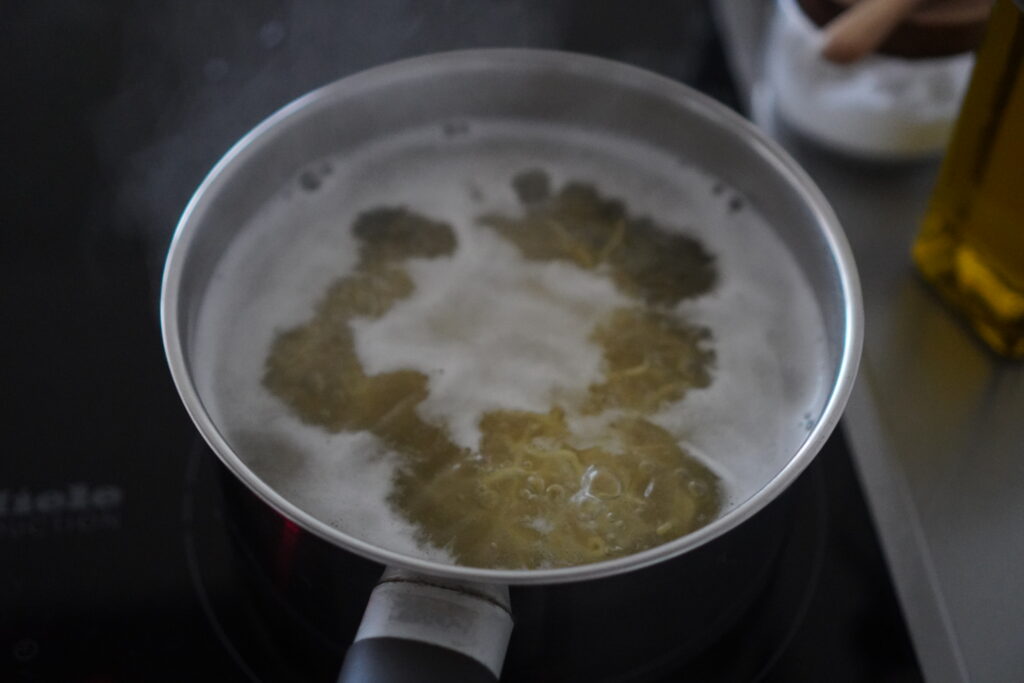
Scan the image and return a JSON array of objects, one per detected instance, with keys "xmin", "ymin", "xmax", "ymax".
[
  {"xmin": 339, "ymin": 637, "xmax": 498, "ymax": 682},
  {"xmin": 337, "ymin": 568, "xmax": 513, "ymax": 683}
]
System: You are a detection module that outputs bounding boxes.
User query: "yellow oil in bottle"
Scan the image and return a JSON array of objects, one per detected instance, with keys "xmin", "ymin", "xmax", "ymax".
[{"xmin": 912, "ymin": 0, "xmax": 1024, "ymax": 357}]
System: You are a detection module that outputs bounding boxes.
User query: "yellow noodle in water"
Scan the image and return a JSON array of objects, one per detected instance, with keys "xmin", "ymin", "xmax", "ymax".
[{"xmin": 263, "ymin": 173, "xmax": 722, "ymax": 569}]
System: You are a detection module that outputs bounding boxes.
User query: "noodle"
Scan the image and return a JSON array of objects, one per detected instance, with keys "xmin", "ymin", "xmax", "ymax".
[{"xmin": 263, "ymin": 171, "xmax": 722, "ymax": 569}]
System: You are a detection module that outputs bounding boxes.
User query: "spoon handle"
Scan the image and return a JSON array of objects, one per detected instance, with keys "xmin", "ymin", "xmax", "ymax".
[{"xmin": 821, "ymin": 0, "xmax": 928, "ymax": 63}]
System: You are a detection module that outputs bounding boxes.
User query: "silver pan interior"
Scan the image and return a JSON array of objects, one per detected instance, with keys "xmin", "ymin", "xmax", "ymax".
[{"xmin": 161, "ymin": 49, "xmax": 862, "ymax": 585}]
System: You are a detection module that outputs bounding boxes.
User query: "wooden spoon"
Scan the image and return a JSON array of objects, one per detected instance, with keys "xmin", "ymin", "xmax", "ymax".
[{"xmin": 821, "ymin": 0, "xmax": 929, "ymax": 63}]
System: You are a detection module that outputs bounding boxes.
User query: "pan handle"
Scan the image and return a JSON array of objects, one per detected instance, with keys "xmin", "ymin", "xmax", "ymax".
[{"xmin": 337, "ymin": 568, "xmax": 513, "ymax": 683}]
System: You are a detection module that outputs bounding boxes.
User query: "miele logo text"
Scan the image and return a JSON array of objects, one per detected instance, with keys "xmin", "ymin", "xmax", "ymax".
[{"xmin": 0, "ymin": 484, "xmax": 124, "ymax": 538}]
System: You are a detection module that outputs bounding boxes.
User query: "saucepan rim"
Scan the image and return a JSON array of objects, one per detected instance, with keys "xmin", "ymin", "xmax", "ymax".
[{"xmin": 160, "ymin": 48, "xmax": 863, "ymax": 586}]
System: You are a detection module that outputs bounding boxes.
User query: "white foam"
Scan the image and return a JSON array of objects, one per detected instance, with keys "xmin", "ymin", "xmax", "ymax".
[
  {"xmin": 352, "ymin": 228, "xmax": 630, "ymax": 451},
  {"xmin": 192, "ymin": 120, "xmax": 832, "ymax": 563}
]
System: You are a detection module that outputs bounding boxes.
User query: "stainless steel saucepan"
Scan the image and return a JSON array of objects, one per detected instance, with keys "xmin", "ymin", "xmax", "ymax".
[{"xmin": 162, "ymin": 49, "xmax": 862, "ymax": 682}]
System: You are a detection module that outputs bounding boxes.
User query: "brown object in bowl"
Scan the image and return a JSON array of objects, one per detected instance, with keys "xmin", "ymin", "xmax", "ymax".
[{"xmin": 800, "ymin": 0, "xmax": 993, "ymax": 59}]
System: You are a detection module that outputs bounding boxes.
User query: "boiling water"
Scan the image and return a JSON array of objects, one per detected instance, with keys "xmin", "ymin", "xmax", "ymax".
[{"xmin": 193, "ymin": 121, "xmax": 831, "ymax": 567}]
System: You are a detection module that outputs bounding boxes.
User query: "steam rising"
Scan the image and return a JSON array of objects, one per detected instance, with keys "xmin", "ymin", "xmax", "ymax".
[{"xmin": 90, "ymin": 1, "xmax": 720, "ymax": 295}]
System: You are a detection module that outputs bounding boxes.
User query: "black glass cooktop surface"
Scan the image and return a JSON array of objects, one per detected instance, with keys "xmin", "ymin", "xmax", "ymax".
[{"xmin": 4, "ymin": 2, "xmax": 922, "ymax": 681}]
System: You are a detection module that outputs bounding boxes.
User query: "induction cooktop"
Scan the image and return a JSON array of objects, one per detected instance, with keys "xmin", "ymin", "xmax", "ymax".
[{"xmin": 3, "ymin": 2, "xmax": 922, "ymax": 680}]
